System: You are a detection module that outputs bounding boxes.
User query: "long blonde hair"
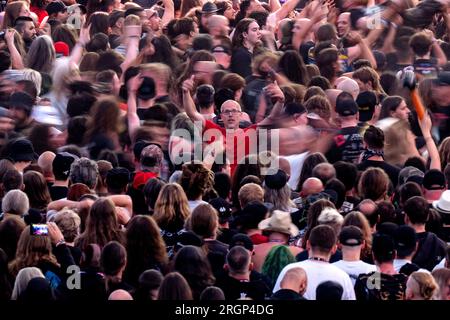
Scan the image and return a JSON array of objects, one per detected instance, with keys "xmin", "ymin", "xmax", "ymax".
[
  {"xmin": 153, "ymin": 183, "xmax": 191, "ymax": 231},
  {"xmin": 384, "ymin": 119, "xmax": 419, "ymax": 167}
]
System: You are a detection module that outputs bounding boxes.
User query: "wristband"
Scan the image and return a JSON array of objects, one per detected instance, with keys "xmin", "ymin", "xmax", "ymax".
[{"xmin": 55, "ymin": 239, "xmax": 66, "ymax": 247}]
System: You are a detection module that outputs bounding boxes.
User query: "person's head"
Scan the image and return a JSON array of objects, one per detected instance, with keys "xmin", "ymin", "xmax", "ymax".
[
  {"xmin": 2, "ymin": 169, "xmax": 23, "ymax": 192},
  {"xmin": 304, "ymin": 95, "xmax": 332, "ymax": 123},
  {"xmin": 333, "ymin": 161, "xmax": 357, "ymax": 193},
  {"xmin": 409, "ymin": 32, "xmax": 432, "ymax": 58},
  {"xmin": 108, "ymin": 289, "xmax": 133, "ymax": 300},
  {"xmin": 279, "ymin": 267, "xmax": 307, "ymax": 296},
  {"xmin": 101, "ymin": 240, "xmax": 127, "ymax": 277},
  {"xmin": 179, "ymin": 161, "xmax": 214, "ymax": 201},
  {"xmin": 238, "ymin": 183, "xmax": 264, "ymax": 208},
  {"xmin": 300, "ymin": 177, "xmax": 324, "ymax": 197},
  {"xmin": 232, "ymin": 18, "xmax": 260, "ymax": 49},
  {"xmin": 23, "ymin": 171, "xmax": 51, "ymax": 211},
  {"xmin": 1, "ymin": 189, "xmax": 29, "ymax": 216},
  {"xmin": 158, "ymin": 272, "xmax": 194, "ymax": 301},
  {"xmin": 404, "ymin": 196, "xmax": 429, "ymax": 226},
  {"xmin": 336, "ymin": 12, "xmax": 350, "ymax": 37},
  {"xmin": 218, "ymin": 100, "xmax": 243, "ymax": 130},
  {"xmin": 69, "ymin": 157, "xmax": 99, "ymax": 189},
  {"xmin": 338, "ymin": 225, "xmax": 365, "ymax": 251},
  {"xmin": 9, "ymin": 226, "xmax": 58, "ymax": 276},
  {"xmin": 352, "ymin": 67, "xmax": 383, "ymax": 93},
  {"xmin": 52, "ymin": 152, "xmax": 78, "ymax": 182},
  {"xmin": 125, "ymin": 215, "xmax": 167, "ymax": 281},
  {"xmin": 312, "ymin": 163, "xmax": 336, "ymax": 186},
  {"xmin": 363, "ymin": 125, "xmax": 384, "ymax": 150},
  {"xmin": 317, "ymin": 207, "xmax": 344, "ymax": 237},
  {"xmin": 406, "ymin": 271, "xmax": 438, "ymax": 300},
  {"xmin": 134, "ymin": 269, "xmax": 163, "ymax": 301},
  {"xmin": 225, "ymin": 245, "xmax": 252, "ymax": 276},
  {"xmin": 263, "ymin": 170, "xmax": 294, "ymax": 212},
  {"xmin": 3, "ymin": 1, "xmax": 30, "ymax": 30},
  {"xmin": 371, "ymin": 232, "xmax": 396, "ymax": 265},
  {"xmin": 316, "ymin": 48, "xmax": 339, "ymax": 83},
  {"xmin": 77, "ymin": 198, "xmax": 121, "ymax": 250},
  {"xmin": 208, "ymin": 15, "xmax": 230, "ymax": 37},
  {"xmin": 380, "ymin": 96, "xmax": 410, "ymax": 121},
  {"xmin": 11, "ymin": 267, "xmax": 44, "ymax": 300},
  {"xmin": 25, "ymin": 35, "xmax": 56, "ymax": 74},
  {"xmin": 153, "ymin": 183, "xmax": 190, "ymax": 230},
  {"xmin": 278, "ymin": 50, "xmax": 309, "ymax": 85},
  {"xmin": 173, "ymin": 245, "xmax": 215, "ymax": 299},
  {"xmin": 46, "ymin": 1, "xmax": 68, "ymax": 22},
  {"xmin": 142, "ymin": 178, "xmax": 165, "ymax": 211},
  {"xmin": 220, "ymin": 73, "xmax": 245, "ymax": 102},
  {"xmin": 200, "ymin": 286, "xmax": 225, "ymax": 301},
  {"xmin": 358, "ymin": 168, "xmax": 389, "ymax": 202},
  {"xmin": 185, "ymin": 203, "xmax": 219, "ymax": 239},
  {"xmin": 14, "ymin": 16, "xmax": 36, "ymax": 42},
  {"xmin": 307, "ymin": 225, "xmax": 337, "ymax": 258},
  {"xmin": 297, "ymin": 152, "xmax": 327, "ymax": 191},
  {"xmin": 432, "ymin": 268, "xmax": 450, "ymax": 300}
]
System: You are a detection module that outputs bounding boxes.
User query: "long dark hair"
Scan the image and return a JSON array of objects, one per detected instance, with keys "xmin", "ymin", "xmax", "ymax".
[
  {"xmin": 23, "ymin": 171, "xmax": 51, "ymax": 212},
  {"xmin": 124, "ymin": 215, "xmax": 168, "ymax": 287},
  {"xmin": 296, "ymin": 152, "xmax": 327, "ymax": 192},
  {"xmin": 173, "ymin": 245, "xmax": 215, "ymax": 300},
  {"xmin": 278, "ymin": 50, "xmax": 309, "ymax": 85},
  {"xmin": 138, "ymin": 35, "xmax": 180, "ymax": 70},
  {"xmin": 231, "ymin": 18, "xmax": 256, "ymax": 49}
]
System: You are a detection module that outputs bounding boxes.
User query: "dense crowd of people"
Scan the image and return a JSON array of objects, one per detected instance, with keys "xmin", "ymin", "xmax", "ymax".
[{"xmin": 0, "ymin": 0, "xmax": 449, "ymax": 301}]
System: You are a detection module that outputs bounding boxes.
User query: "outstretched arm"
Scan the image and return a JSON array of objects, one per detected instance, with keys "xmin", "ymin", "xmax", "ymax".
[
  {"xmin": 127, "ymin": 73, "xmax": 143, "ymax": 141},
  {"xmin": 5, "ymin": 30, "xmax": 24, "ymax": 69},
  {"xmin": 182, "ymin": 75, "xmax": 205, "ymax": 127},
  {"xmin": 161, "ymin": 0, "xmax": 175, "ymax": 28}
]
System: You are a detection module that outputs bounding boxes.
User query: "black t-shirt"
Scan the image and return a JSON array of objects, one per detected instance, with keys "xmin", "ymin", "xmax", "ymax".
[
  {"xmin": 355, "ymin": 271, "xmax": 407, "ymax": 301},
  {"xmin": 326, "ymin": 126, "xmax": 365, "ymax": 164},
  {"xmin": 413, "ymin": 58, "xmax": 439, "ymax": 78},
  {"xmin": 49, "ymin": 186, "xmax": 68, "ymax": 201},
  {"xmin": 357, "ymin": 160, "xmax": 400, "ymax": 187},
  {"xmin": 271, "ymin": 289, "xmax": 307, "ymax": 300},
  {"xmin": 242, "ymin": 76, "xmax": 269, "ymax": 122},
  {"xmin": 230, "ymin": 47, "xmax": 252, "ymax": 79},
  {"xmin": 215, "ymin": 273, "xmax": 272, "ymax": 300},
  {"xmin": 412, "ymin": 231, "xmax": 447, "ymax": 271}
]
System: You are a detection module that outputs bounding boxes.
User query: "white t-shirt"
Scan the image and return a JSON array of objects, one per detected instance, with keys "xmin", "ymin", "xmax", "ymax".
[
  {"xmin": 283, "ymin": 152, "xmax": 309, "ymax": 190},
  {"xmin": 432, "ymin": 258, "xmax": 446, "ymax": 271},
  {"xmin": 188, "ymin": 200, "xmax": 208, "ymax": 212},
  {"xmin": 273, "ymin": 260, "xmax": 356, "ymax": 300},
  {"xmin": 333, "ymin": 260, "xmax": 377, "ymax": 285}
]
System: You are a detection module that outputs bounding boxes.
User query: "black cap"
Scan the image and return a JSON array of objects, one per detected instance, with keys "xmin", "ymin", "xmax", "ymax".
[
  {"xmin": 339, "ymin": 226, "xmax": 363, "ymax": 246},
  {"xmin": 201, "ymin": 2, "xmax": 218, "ymax": 14},
  {"xmin": 394, "ymin": 225, "xmax": 417, "ymax": 258},
  {"xmin": 423, "ymin": 169, "xmax": 446, "ymax": 190},
  {"xmin": 176, "ymin": 231, "xmax": 203, "ymax": 248},
  {"xmin": 264, "ymin": 169, "xmax": 288, "ymax": 190},
  {"xmin": 52, "ymin": 152, "xmax": 78, "ymax": 179},
  {"xmin": 229, "ymin": 233, "xmax": 254, "ymax": 251},
  {"xmin": 336, "ymin": 98, "xmax": 358, "ymax": 116},
  {"xmin": 9, "ymin": 92, "xmax": 34, "ymax": 112},
  {"xmin": 106, "ymin": 167, "xmax": 130, "ymax": 190},
  {"xmin": 137, "ymin": 77, "xmax": 156, "ymax": 101},
  {"xmin": 209, "ymin": 197, "xmax": 232, "ymax": 224},
  {"xmin": 372, "ymin": 232, "xmax": 395, "ymax": 261},
  {"xmin": 46, "ymin": 1, "xmax": 67, "ymax": 15},
  {"xmin": 237, "ymin": 201, "xmax": 269, "ymax": 230},
  {"xmin": 7, "ymin": 138, "xmax": 38, "ymax": 162},
  {"xmin": 211, "ymin": 44, "xmax": 231, "ymax": 55},
  {"xmin": 376, "ymin": 222, "xmax": 398, "ymax": 237},
  {"xmin": 356, "ymin": 91, "xmax": 377, "ymax": 122}
]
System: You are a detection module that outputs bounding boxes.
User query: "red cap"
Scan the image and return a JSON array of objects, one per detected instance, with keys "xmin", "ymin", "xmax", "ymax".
[{"xmin": 54, "ymin": 41, "xmax": 69, "ymax": 57}]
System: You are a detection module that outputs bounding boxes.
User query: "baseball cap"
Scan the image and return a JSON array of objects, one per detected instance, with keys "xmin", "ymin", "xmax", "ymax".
[
  {"xmin": 393, "ymin": 225, "xmax": 417, "ymax": 258},
  {"xmin": 201, "ymin": 2, "xmax": 218, "ymax": 14},
  {"xmin": 54, "ymin": 42, "xmax": 70, "ymax": 58},
  {"xmin": 339, "ymin": 226, "xmax": 364, "ymax": 246},
  {"xmin": 229, "ymin": 233, "xmax": 254, "ymax": 251},
  {"xmin": 423, "ymin": 169, "xmax": 446, "ymax": 190},
  {"xmin": 140, "ymin": 144, "xmax": 164, "ymax": 168},
  {"xmin": 46, "ymin": 1, "xmax": 67, "ymax": 16},
  {"xmin": 372, "ymin": 232, "xmax": 395, "ymax": 261},
  {"xmin": 316, "ymin": 281, "xmax": 343, "ymax": 301},
  {"xmin": 398, "ymin": 166, "xmax": 424, "ymax": 186},
  {"xmin": 209, "ymin": 197, "xmax": 232, "ymax": 224},
  {"xmin": 211, "ymin": 44, "xmax": 231, "ymax": 55},
  {"xmin": 53, "ymin": 152, "xmax": 79, "ymax": 180},
  {"xmin": 335, "ymin": 98, "xmax": 358, "ymax": 116},
  {"xmin": 9, "ymin": 91, "xmax": 34, "ymax": 112},
  {"xmin": 356, "ymin": 91, "xmax": 377, "ymax": 122}
]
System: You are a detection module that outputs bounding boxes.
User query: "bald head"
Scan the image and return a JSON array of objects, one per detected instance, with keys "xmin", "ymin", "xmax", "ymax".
[
  {"xmin": 208, "ymin": 15, "xmax": 230, "ymax": 36},
  {"xmin": 280, "ymin": 267, "xmax": 307, "ymax": 295},
  {"xmin": 336, "ymin": 77, "xmax": 360, "ymax": 100},
  {"xmin": 301, "ymin": 177, "xmax": 324, "ymax": 196},
  {"xmin": 38, "ymin": 151, "xmax": 56, "ymax": 177},
  {"xmin": 337, "ymin": 12, "xmax": 350, "ymax": 37},
  {"xmin": 312, "ymin": 163, "xmax": 336, "ymax": 185},
  {"xmin": 108, "ymin": 289, "xmax": 133, "ymax": 300}
]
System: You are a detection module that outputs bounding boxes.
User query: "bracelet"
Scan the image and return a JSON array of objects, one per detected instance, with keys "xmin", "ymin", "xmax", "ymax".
[{"xmin": 55, "ymin": 239, "xmax": 66, "ymax": 247}]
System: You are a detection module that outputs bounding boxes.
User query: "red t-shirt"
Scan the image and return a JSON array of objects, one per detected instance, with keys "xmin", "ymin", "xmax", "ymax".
[
  {"xmin": 30, "ymin": 6, "xmax": 48, "ymax": 25},
  {"xmin": 203, "ymin": 120, "xmax": 257, "ymax": 177}
]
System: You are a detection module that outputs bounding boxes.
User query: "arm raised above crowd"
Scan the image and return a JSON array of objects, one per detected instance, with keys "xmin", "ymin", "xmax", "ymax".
[
  {"xmin": 161, "ymin": 0, "xmax": 175, "ymax": 28},
  {"xmin": 5, "ymin": 30, "xmax": 24, "ymax": 70},
  {"xmin": 182, "ymin": 75, "xmax": 205, "ymax": 126},
  {"xmin": 419, "ymin": 112, "xmax": 441, "ymax": 171},
  {"xmin": 70, "ymin": 24, "xmax": 90, "ymax": 66},
  {"xmin": 127, "ymin": 73, "xmax": 143, "ymax": 141}
]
